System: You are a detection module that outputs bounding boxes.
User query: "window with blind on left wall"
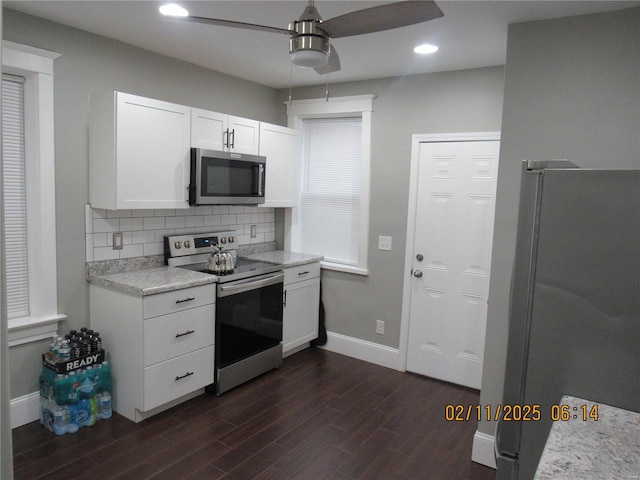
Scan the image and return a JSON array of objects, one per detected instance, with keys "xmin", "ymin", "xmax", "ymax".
[
  {"xmin": 2, "ymin": 75, "xmax": 30, "ymax": 320},
  {"xmin": 2, "ymin": 41, "xmax": 65, "ymax": 346}
]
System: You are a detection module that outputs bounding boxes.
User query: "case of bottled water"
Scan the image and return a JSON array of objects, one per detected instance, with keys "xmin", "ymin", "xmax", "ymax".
[{"xmin": 40, "ymin": 328, "xmax": 112, "ymax": 435}]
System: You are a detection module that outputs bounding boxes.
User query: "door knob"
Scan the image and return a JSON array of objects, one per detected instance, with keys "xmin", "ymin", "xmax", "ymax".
[
  {"xmin": 416, "ymin": 254, "xmax": 424, "ymax": 261},
  {"xmin": 414, "ymin": 270, "xmax": 423, "ymax": 278}
]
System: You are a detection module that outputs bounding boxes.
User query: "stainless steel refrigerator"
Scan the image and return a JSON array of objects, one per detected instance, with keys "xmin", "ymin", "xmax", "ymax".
[{"xmin": 495, "ymin": 160, "xmax": 640, "ymax": 480}]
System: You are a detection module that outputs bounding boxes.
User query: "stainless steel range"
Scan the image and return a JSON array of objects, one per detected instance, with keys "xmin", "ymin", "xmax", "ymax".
[{"xmin": 164, "ymin": 231, "xmax": 283, "ymax": 395}]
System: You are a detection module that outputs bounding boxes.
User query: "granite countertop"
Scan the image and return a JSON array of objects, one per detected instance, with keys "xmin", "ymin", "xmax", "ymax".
[
  {"xmin": 87, "ymin": 249, "xmax": 322, "ymax": 296},
  {"xmin": 240, "ymin": 250, "xmax": 323, "ymax": 267},
  {"xmin": 534, "ymin": 395, "xmax": 640, "ymax": 480},
  {"xmin": 87, "ymin": 266, "xmax": 216, "ymax": 296}
]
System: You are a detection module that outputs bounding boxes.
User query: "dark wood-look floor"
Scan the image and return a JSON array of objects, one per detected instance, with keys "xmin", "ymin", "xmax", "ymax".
[{"xmin": 13, "ymin": 349, "xmax": 496, "ymax": 480}]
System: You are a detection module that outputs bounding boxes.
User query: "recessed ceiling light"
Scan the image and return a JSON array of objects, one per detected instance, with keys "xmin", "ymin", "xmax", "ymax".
[
  {"xmin": 414, "ymin": 44, "xmax": 439, "ymax": 55},
  {"xmin": 159, "ymin": 4, "xmax": 189, "ymax": 17}
]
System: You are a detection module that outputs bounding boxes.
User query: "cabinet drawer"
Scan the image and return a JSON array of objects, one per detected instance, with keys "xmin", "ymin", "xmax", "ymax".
[
  {"xmin": 144, "ymin": 304, "xmax": 215, "ymax": 366},
  {"xmin": 284, "ymin": 262, "xmax": 321, "ymax": 284},
  {"xmin": 143, "ymin": 284, "xmax": 215, "ymax": 319},
  {"xmin": 143, "ymin": 346, "xmax": 214, "ymax": 411}
]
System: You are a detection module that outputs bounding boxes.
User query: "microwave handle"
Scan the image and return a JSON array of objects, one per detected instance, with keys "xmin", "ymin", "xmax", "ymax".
[{"xmin": 258, "ymin": 164, "xmax": 265, "ymax": 196}]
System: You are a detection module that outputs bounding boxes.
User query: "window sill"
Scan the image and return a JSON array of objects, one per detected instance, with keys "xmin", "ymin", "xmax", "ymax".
[
  {"xmin": 320, "ymin": 261, "xmax": 369, "ymax": 276},
  {"xmin": 8, "ymin": 313, "xmax": 67, "ymax": 347}
]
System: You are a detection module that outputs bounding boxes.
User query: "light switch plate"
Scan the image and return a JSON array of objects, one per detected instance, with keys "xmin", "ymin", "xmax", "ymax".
[{"xmin": 378, "ymin": 235, "xmax": 392, "ymax": 251}]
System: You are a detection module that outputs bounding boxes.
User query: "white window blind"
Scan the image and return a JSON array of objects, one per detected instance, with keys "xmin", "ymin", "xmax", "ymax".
[
  {"xmin": 2, "ymin": 74, "xmax": 29, "ymax": 319},
  {"xmin": 301, "ymin": 117, "xmax": 362, "ymax": 265}
]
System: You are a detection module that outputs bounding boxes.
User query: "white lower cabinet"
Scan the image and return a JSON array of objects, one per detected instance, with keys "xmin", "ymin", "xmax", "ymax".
[
  {"xmin": 283, "ymin": 263, "xmax": 321, "ymax": 355},
  {"xmin": 90, "ymin": 283, "xmax": 215, "ymax": 422}
]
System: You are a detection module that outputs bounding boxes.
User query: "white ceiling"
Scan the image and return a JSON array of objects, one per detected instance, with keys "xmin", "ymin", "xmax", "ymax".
[{"xmin": 5, "ymin": 0, "xmax": 640, "ymax": 89}]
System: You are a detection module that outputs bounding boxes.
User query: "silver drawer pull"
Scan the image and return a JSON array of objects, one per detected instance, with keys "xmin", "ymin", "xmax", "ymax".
[
  {"xmin": 298, "ymin": 271, "xmax": 310, "ymax": 276},
  {"xmin": 175, "ymin": 297, "xmax": 195, "ymax": 304},
  {"xmin": 175, "ymin": 371, "xmax": 194, "ymax": 381},
  {"xmin": 175, "ymin": 330, "xmax": 195, "ymax": 338}
]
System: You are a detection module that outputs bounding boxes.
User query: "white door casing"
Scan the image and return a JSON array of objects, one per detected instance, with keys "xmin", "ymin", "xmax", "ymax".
[{"xmin": 400, "ymin": 133, "xmax": 499, "ymax": 389}]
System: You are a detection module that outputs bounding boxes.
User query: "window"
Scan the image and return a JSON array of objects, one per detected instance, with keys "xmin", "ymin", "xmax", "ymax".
[
  {"xmin": 287, "ymin": 95, "xmax": 374, "ymax": 275},
  {"xmin": 2, "ymin": 41, "xmax": 65, "ymax": 346},
  {"xmin": 3, "ymin": 74, "xmax": 29, "ymax": 319}
]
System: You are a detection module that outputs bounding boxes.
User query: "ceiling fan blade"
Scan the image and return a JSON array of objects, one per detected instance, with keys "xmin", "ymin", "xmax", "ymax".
[
  {"xmin": 182, "ymin": 15, "xmax": 292, "ymax": 36},
  {"xmin": 314, "ymin": 46, "xmax": 341, "ymax": 75},
  {"xmin": 319, "ymin": 1, "xmax": 443, "ymax": 39}
]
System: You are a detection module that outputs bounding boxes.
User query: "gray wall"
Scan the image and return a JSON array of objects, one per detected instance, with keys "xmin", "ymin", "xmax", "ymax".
[
  {"xmin": 3, "ymin": 8, "xmax": 281, "ymax": 398},
  {"xmin": 478, "ymin": 7, "xmax": 640, "ymax": 439},
  {"xmin": 277, "ymin": 68, "xmax": 505, "ymax": 347}
]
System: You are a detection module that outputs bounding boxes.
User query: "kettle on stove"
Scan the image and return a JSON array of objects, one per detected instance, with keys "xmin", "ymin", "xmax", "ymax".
[{"xmin": 207, "ymin": 245, "xmax": 234, "ymax": 273}]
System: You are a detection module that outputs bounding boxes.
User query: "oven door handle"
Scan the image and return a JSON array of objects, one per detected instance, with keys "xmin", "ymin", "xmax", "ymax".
[{"xmin": 218, "ymin": 271, "xmax": 284, "ymax": 297}]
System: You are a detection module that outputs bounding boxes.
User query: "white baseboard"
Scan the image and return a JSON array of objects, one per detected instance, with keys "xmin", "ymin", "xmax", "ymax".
[
  {"xmin": 319, "ymin": 331, "xmax": 401, "ymax": 370},
  {"xmin": 11, "ymin": 391, "xmax": 41, "ymax": 429},
  {"xmin": 472, "ymin": 430, "xmax": 497, "ymax": 469}
]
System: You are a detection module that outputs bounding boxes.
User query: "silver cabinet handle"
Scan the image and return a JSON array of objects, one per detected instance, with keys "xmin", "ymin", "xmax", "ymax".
[{"xmin": 298, "ymin": 271, "xmax": 310, "ymax": 276}]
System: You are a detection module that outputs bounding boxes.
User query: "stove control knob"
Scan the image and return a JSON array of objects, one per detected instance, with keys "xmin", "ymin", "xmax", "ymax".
[
  {"xmin": 220, "ymin": 237, "xmax": 227, "ymax": 244},
  {"xmin": 174, "ymin": 241, "xmax": 181, "ymax": 249},
  {"xmin": 229, "ymin": 236, "xmax": 235, "ymax": 243},
  {"xmin": 184, "ymin": 240, "xmax": 191, "ymax": 248}
]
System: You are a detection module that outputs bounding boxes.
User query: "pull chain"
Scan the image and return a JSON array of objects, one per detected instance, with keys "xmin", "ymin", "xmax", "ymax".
[
  {"xmin": 288, "ymin": 57, "xmax": 294, "ymax": 107},
  {"xmin": 325, "ymin": 74, "xmax": 329, "ymax": 101}
]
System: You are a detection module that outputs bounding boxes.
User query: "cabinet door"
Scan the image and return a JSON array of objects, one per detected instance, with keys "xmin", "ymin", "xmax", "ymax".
[
  {"xmin": 229, "ymin": 116, "xmax": 260, "ymax": 155},
  {"xmin": 116, "ymin": 93, "xmax": 190, "ymax": 209},
  {"xmin": 283, "ymin": 277, "xmax": 320, "ymax": 353},
  {"xmin": 259, "ymin": 123, "xmax": 301, "ymax": 207},
  {"xmin": 191, "ymin": 108, "xmax": 228, "ymax": 150}
]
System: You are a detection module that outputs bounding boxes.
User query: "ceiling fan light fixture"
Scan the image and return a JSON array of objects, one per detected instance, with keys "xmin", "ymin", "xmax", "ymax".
[
  {"xmin": 414, "ymin": 43, "xmax": 439, "ymax": 54},
  {"xmin": 291, "ymin": 49, "xmax": 329, "ymax": 68},
  {"xmin": 289, "ymin": 22, "xmax": 330, "ymax": 68},
  {"xmin": 159, "ymin": 3, "xmax": 189, "ymax": 17}
]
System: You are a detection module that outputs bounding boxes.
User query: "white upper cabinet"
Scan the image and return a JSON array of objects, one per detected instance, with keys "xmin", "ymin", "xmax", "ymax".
[
  {"xmin": 259, "ymin": 123, "xmax": 301, "ymax": 208},
  {"xmin": 191, "ymin": 108, "xmax": 260, "ymax": 155},
  {"xmin": 89, "ymin": 92, "xmax": 191, "ymax": 210}
]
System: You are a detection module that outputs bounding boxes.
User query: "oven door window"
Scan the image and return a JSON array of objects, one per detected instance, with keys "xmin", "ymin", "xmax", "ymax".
[
  {"xmin": 202, "ymin": 158, "xmax": 261, "ymax": 198},
  {"xmin": 216, "ymin": 281, "xmax": 283, "ymax": 368}
]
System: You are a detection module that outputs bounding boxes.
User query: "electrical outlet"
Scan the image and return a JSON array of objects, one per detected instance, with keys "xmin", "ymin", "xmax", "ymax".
[
  {"xmin": 376, "ymin": 320, "xmax": 385, "ymax": 335},
  {"xmin": 378, "ymin": 235, "xmax": 392, "ymax": 251},
  {"xmin": 250, "ymin": 224, "xmax": 257, "ymax": 238},
  {"xmin": 112, "ymin": 232, "xmax": 123, "ymax": 250}
]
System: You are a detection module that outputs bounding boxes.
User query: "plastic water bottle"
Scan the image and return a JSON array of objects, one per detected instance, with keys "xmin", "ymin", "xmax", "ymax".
[
  {"xmin": 74, "ymin": 399, "xmax": 92, "ymax": 428},
  {"xmin": 66, "ymin": 404, "xmax": 80, "ymax": 433},
  {"xmin": 99, "ymin": 361, "xmax": 112, "ymax": 393},
  {"xmin": 52, "ymin": 405, "xmax": 70, "ymax": 435},
  {"xmin": 53, "ymin": 374, "xmax": 67, "ymax": 405},
  {"xmin": 96, "ymin": 392, "xmax": 112, "ymax": 420},
  {"xmin": 67, "ymin": 371, "xmax": 79, "ymax": 404},
  {"xmin": 58, "ymin": 340, "xmax": 71, "ymax": 360},
  {"xmin": 48, "ymin": 335, "xmax": 58, "ymax": 354}
]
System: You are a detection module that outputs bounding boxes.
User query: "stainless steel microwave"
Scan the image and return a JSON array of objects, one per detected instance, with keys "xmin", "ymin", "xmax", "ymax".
[{"xmin": 189, "ymin": 148, "xmax": 266, "ymax": 205}]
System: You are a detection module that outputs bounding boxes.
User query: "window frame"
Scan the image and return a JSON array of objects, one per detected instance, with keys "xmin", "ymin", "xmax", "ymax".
[
  {"xmin": 2, "ymin": 41, "xmax": 66, "ymax": 346},
  {"xmin": 287, "ymin": 95, "xmax": 374, "ymax": 275}
]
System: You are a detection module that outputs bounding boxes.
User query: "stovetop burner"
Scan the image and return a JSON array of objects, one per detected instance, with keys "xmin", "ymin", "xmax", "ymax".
[
  {"xmin": 199, "ymin": 259, "xmax": 281, "ymax": 283},
  {"xmin": 164, "ymin": 231, "xmax": 282, "ymax": 283}
]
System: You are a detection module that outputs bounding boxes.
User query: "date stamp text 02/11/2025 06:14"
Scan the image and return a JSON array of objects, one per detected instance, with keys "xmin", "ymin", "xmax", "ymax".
[{"xmin": 444, "ymin": 403, "xmax": 600, "ymax": 422}]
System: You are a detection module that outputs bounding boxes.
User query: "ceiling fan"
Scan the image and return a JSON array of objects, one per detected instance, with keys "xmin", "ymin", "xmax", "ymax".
[{"xmin": 162, "ymin": 1, "xmax": 444, "ymax": 75}]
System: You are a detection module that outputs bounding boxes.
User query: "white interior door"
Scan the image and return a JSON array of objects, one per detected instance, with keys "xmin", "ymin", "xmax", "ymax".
[{"xmin": 406, "ymin": 139, "xmax": 499, "ymax": 389}]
